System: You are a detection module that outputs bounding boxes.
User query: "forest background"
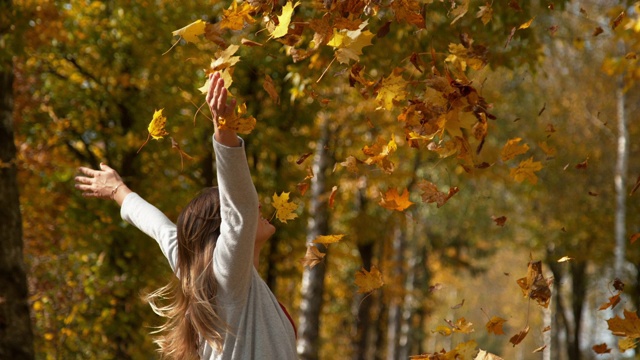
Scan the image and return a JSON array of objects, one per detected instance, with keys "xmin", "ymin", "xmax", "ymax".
[{"xmin": 1, "ymin": 0, "xmax": 640, "ymax": 359}]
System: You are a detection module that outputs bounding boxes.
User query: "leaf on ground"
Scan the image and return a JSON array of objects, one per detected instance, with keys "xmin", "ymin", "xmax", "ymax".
[
  {"xmin": 486, "ymin": 316, "xmax": 507, "ymax": 335},
  {"xmin": 607, "ymin": 309, "xmax": 640, "ymax": 338},
  {"xmin": 220, "ymin": 0, "xmax": 256, "ymax": 31},
  {"xmin": 592, "ymin": 343, "xmax": 612, "ymax": 354},
  {"xmin": 363, "ymin": 136, "xmax": 397, "ymax": 174},
  {"xmin": 516, "ymin": 260, "xmax": 551, "ymax": 308},
  {"xmin": 510, "ymin": 157, "xmax": 543, "ymax": 184},
  {"xmin": 417, "ymin": 180, "xmax": 459, "ymax": 208},
  {"xmin": 509, "ymin": 326, "xmax": 530, "ymax": 346},
  {"xmin": 312, "ymin": 234, "xmax": 345, "ymax": 245},
  {"xmin": 501, "ymin": 138, "xmax": 529, "ymax": 162},
  {"xmin": 172, "ymin": 20, "xmax": 206, "ymax": 43},
  {"xmin": 270, "ymin": 1, "xmax": 299, "ymax": 39},
  {"xmin": 272, "ymin": 192, "xmax": 298, "ymax": 223},
  {"xmin": 301, "ymin": 246, "xmax": 325, "ymax": 269},
  {"xmin": 354, "ymin": 265, "xmax": 384, "ymax": 293},
  {"xmin": 379, "ymin": 188, "xmax": 413, "ymax": 212}
]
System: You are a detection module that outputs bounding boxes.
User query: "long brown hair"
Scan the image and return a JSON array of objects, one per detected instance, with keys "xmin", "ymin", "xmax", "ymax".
[{"xmin": 145, "ymin": 187, "xmax": 226, "ymax": 359}]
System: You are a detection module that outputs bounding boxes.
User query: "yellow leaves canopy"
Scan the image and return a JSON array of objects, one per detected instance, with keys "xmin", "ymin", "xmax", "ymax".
[
  {"xmin": 272, "ymin": 192, "xmax": 298, "ymax": 223},
  {"xmin": 354, "ymin": 265, "xmax": 384, "ymax": 293}
]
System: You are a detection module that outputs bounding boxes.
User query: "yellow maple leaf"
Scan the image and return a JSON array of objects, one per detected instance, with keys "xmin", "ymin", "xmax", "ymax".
[
  {"xmin": 379, "ymin": 188, "xmax": 413, "ymax": 212},
  {"xmin": 510, "ymin": 157, "xmax": 543, "ymax": 184},
  {"xmin": 300, "ymin": 246, "xmax": 325, "ymax": 269},
  {"xmin": 312, "ymin": 234, "xmax": 345, "ymax": 245},
  {"xmin": 538, "ymin": 141, "xmax": 557, "ymax": 158},
  {"xmin": 354, "ymin": 265, "xmax": 384, "ymax": 293},
  {"xmin": 328, "ymin": 20, "xmax": 375, "ymax": 64},
  {"xmin": 501, "ymin": 138, "xmax": 529, "ymax": 162},
  {"xmin": 486, "ymin": 316, "xmax": 507, "ymax": 335},
  {"xmin": 272, "ymin": 192, "xmax": 298, "ymax": 223},
  {"xmin": 607, "ymin": 309, "xmax": 640, "ymax": 338},
  {"xmin": 452, "ymin": 318, "xmax": 475, "ymax": 334},
  {"xmin": 432, "ymin": 325, "xmax": 453, "ymax": 336},
  {"xmin": 451, "ymin": 340, "xmax": 478, "ymax": 359},
  {"xmin": 148, "ymin": 109, "xmax": 169, "ymax": 139},
  {"xmin": 210, "ymin": 44, "xmax": 241, "ymax": 72},
  {"xmin": 270, "ymin": 1, "xmax": 299, "ymax": 39},
  {"xmin": 220, "ymin": 0, "xmax": 256, "ymax": 31},
  {"xmin": 376, "ymin": 68, "xmax": 407, "ymax": 110},
  {"xmin": 172, "ymin": 20, "xmax": 206, "ymax": 43},
  {"xmin": 363, "ymin": 136, "xmax": 397, "ymax": 174},
  {"xmin": 217, "ymin": 103, "xmax": 256, "ymax": 134}
]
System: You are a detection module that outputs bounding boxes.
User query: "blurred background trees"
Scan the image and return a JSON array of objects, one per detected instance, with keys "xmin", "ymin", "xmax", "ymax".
[{"xmin": 3, "ymin": 0, "xmax": 639, "ymax": 359}]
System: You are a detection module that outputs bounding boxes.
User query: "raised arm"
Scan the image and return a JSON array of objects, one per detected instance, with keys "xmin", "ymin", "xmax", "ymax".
[{"xmin": 206, "ymin": 72, "xmax": 259, "ymax": 299}]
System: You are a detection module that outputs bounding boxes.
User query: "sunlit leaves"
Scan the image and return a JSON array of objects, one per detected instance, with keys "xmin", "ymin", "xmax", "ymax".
[
  {"xmin": 477, "ymin": 3, "xmax": 493, "ymax": 25},
  {"xmin": 510, "ymin": 157, "xmax": 543, "ymax": 184},
  {"xmin": 220, "ymin": 0, "xmax": 256, "ymax": 31},
  {"xmin": 269, "ymin": 1, "xmax": 299, "ymax": 39},
  {"xmin": 172, "ymin": 20, "xmax": 206, "ymax": 43},
  {"xmin": 272, "ymin": 192, "xmax": 298, "ymax": 223},
  {"xmin": 148, "ymin": 109, "xmax": 169, "ymax": 140},
  {"xmin": 354, "ymin": 266, "xmax": 384, "ymax": 293}
]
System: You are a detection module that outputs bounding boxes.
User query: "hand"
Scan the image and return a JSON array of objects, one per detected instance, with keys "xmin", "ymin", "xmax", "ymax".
[
  {"xmin": 206, "ymin": 72, "xmax": 237, "ymax": 125},
  {"xmin": 75, "ymin": 163, "xmax": 125, "ymax": 200}
]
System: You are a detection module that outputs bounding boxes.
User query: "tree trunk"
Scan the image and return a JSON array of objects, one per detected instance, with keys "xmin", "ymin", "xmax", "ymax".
[
  {"xmin": 386, "ymin": 225, "xmax": 404, "ymax": 360},
  {"xmin": 0, "ymin": 6, "xmax": 35, "ymax": 355},
  {"xmin": 614, "ymin": 73, "xmax": 628, "ymax": 278},
  {"xmin": 297, "ymin": 117, "xmax": 330, "ymax": 360}
]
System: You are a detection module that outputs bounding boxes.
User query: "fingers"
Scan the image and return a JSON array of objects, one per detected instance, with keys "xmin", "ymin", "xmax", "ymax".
[{"xmin": 77, "ymin": 166, "xmax": 98, "ymax": 177}]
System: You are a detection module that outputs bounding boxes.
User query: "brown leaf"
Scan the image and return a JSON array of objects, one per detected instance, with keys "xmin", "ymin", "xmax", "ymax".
[
  {"xmin": 626, "ymin": 52, "xmax": 637, "ymax": 60},
  {"xmin": 451, "ymin": 299, "xmax": 465, "ymax": 309},
  {"xmin": 240, "ymin": 38, "xmax": 263, "ymax": 47},
  {"xmin": 629, "ymin": 176, "xmax": 640, "ymax": 196},
  {"xmin": 301, "ymin": 246, "xmax": 325, "ymax": 269},
  {"xmin": 599, "ymin": 294, "xmax": 621, "ymax": 311},
  {"xmin": 509, "ymin": 326, "xmax": 530, "ymax": 346},
  {"xmin": 376, "ymin": 21, "xmax": 391, "ymax": 38},
  {"xmin": 611, "ymin": 12, "xmax": 625, "ymax": 30},
  {"xmin": 485, "ymin": 316, "xmax": 507, "ymax": 335},
  {"xmin": 613, "ymin": 278, "xmax": 625, "ymax": 292},
  {"xmin": 593, "ymin": 26, "xmax": 604, "ymax": 36},
  {"xmin": 170, "ymin": 137, "xmax": 193, "ymax": 170},
  {"xmin": 607, "ymin": 309, "xmax": 640, "ymax": 338},
  {"xmin": 516, "ymin": 261, "xmax": 551, "ymax": 308},
  {"xmin": 328, "ymin": 186, "xmax": 338, "ymax": 209},
  {"xmin": 492, "ymin": 216, "xmax": 507, "ymax": 227},
  {"xmin": 505, "ymin": 27, "xmax": 516, "ymax": 48},
  {"xmin": 296, "ymin": 152, "xmax": 313, "ymax": 165},
  {"xmin": 576, "ymin": 158, "xmax": 588, "ymax": 169},
  {"xmin": 354, "ymin": 265, "xmax": 384, "ymax": 293},
  {"xmin": 592, "ymin": 343, "xmax": 612, "ymax": 354},
  {"xmin": 538, "ymin": 103, "xmax": 546, "ymax": 116},
  {"xmin": 508, "ymin": 0, "xmax": 522, "ymax": 12},
  {"xmin": 417, "ymin": 180, "xmax": 459, "ymax": 208},
  {"xmin": 263, "ymin": 74, "xmax": 280, "ymax": 105},
  {"xmin": 297, "ymin": 182, "xmax": 310, "ymax": 196},
  {"xmin": 542, "ymin": 325, "xmax": 551, "ymax": 332}
]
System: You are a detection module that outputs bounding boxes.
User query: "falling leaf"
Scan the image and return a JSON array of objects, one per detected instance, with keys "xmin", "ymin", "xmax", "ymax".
[
  {"xmin": 138, "ymin": 109, "xmax": 169, "ymax": 153},
  {"xmin": 516, "ymin": 260, "xmax": 552, "ymax": 308},
  {"xmin": 592, "ymin": 343, "xmax": 612, "ymax": 354},
  {"xmin": 629, "ymin": 176, "xmax": 640, "ymax": 195},
  {"xmin": 354, "ymin": 265, "xmax": 384, "ymax": 293},
  {"xmin": 505, "ymin": 27, "xmax": 516, "ymax": 48},
  {"xmin": 363, "ymin": 136, "xmax": 397, "ymax": 174},
  {"xmin": 375, "ymin": 67, "xmax": 408, "ymax": 110},
  {"xmin": 519, "ymin": 17, "xmax": 535, "ymax": 30},
  {"xmin": 340, "ymin": 156, "xmax": 359, "ymax": 173},
  {"xmin": 296, "ymin": 152, "xmax": 313, "ymax": 165},
  {"xmin": 477, "ymin": 3, "xmax": 493, "ymax": 25},
  {"xmin": 429, "ymin": 283, "xmax": 443, "ymax": 292},
  {"xmin": 626, "ymin": 52, "xmax": 637, "ymax": 60},
  {"xmin": 538, "ymin": 141, "xmax": 557, "ymax": 158},
  {"xmin": 611, "ymin": 12, "xmax": 625, "ymax": 30},
  {"xmin": 619, "ymin": 337, "xmax": 637, "ymax": 352},
  {"xmin": 432, "ymin": 325, "xmax": 453, "ymax": 336},
  {"xmin": 607, "ymin": 309, "xmax": 640, "ymax": 338},
  {"xmin": 217, "ymin": 103, "xmax": 257, "ymax": 134},
  {"xmin": 170, "ymin": 137, "xmax": 193, "ymax": 170},
  {"xmin": 210, "ymin": 45, "xmax": 241, "ymax": 72},
  {"xmin": 172, "ymin": 20, "xmax": 206, "ymax": 43},
  {"xmin": 272, "ymin": 192, "xmax": 298, "ymax": 223},
  {"xmin": 391, "ymin": 0, "xmax": 425, "ymax": 28},
  {"xmin": 532, "ymin": 345, "xmax": 547, "ymax": 353},
  {"xmin": 593, "ymin": 26, "xmax": 604, "ymax": 36},
  {"xmin": 328, "ymin": 20, "xmax": 375, "ymax": 64},
  {"xmin": 270, "ymin": 1, "xmax": 299, "ymax": 38},
  {"xmin": 510, "ymin": 157, "xmax": 543, "ymax": 184},
  {"xmin": 328, "ymin": 186, "xmax": 338, "ymax": 208},
  {"xmin": 542, "ymin": 325, "xmax": 551, "ymax": 332},
  {"xmin": 263, "ymin": 74, "xmax": 280, "ymax": 104},
  {"xmin": 417, "ymin": 180, "xmax": 459, "ymax": 208},
  {"xmin": 575, "ymin": 158, "xmax": 588, "ymax": 169},
  {"xmin": 538, "ymin": 102, "xmax": 546, "ymax": 116},
  {"xmin": 557, "ymin": 256, "xmax": 573, "ymax": 263},
  {"xmin": 475, "ymin": 349, "xmax": 504, "ymax": 360},
  {"xmin": 599, "ymin": 294, "xmax": 621, "ymax": 311},
  {"xmin": 509, "ymin": 326, "xmax": 530, "ymax": 346},
  {"xmin": 613, "ymin": 278, "xmax": 625, "ymax": 292},
  {"xmin": 501, "ymin": 138, "xmax": 529, "ymax": 161},
  {"xmin": 450, "ymin": 0, "xmax": 470, "ymax": 25},
  {"xmin": 486, "ymin": 316, "xmax": 507, "ymax": 335},
  {"xmin": 451, "ymin": 299, "xmax": 465, "ymax": 309},
  {"xmin": 379, "ymin": 188, "xmax": 414, "ymax": 211},
  {"xmin": 312, "ymin": 234, "xmax": 345, "ymax": 245},
  {"xmin": 220, "ymin": 0, "xmax": 256, "ymax": 31},
  {"xmin": 452, "ymin": 318, "xmax": 475, "ymax": 334},
  {"xmin": 241, "ymin": 38, "xmax": 263, "ymax": 47},
  {"xmin": 508, "ymin": 0, "xmax": 522, "ymax": 11},
  {"xmin": 301, "ymin": 246, "xmax": 325, "ymax": 269},
  {"xmin": 297, "ymin": 182, "xmax": 309, "ymax": 196},
  {"xmin": 492, "ymin": 215, "xmax": 507, "ymax": 226},
  {"xmin": 376, "ymin": 21, "xmax": 391, "ymax": 38}
]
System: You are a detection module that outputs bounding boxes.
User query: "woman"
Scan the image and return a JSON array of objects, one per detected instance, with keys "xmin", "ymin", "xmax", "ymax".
[{"xmin": 74, "ymin": 72, "xmax": 298, "ymax": 359}]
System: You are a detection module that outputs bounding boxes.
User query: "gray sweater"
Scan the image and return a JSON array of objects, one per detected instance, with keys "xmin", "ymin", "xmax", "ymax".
[{"xmin": 120, "ymin": 136, "xmax": 297, "ymax": 359}]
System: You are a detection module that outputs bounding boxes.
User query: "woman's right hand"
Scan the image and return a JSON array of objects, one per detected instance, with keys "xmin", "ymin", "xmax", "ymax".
[
  {"xmin": 74, "ymin": 163, "xmax": 131, "ymax": 205},
  {"xmin": 206, "ymin": 72, "xmax": 240, "ymax": 147}
]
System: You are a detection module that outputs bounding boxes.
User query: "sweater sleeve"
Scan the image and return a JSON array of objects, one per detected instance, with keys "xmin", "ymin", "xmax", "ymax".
[
  {"xmin": 212, "ymin": 136, "xmax": 259, "ymax": 301},
  {"xmin": 120, "ymin": 193, "xmax": 178, "ymax": 272}
]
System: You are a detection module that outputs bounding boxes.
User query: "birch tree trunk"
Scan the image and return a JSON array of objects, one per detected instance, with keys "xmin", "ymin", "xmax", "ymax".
[
  {"xmin": 0, "ymin": 1, "xmax": 35, "ymax": 354},
  {"xmin": 614, "ymin": 74, "xmax": 628, "ymax": 278},
  {"xmin": 297, "ymin": 117, "xmax": 330, "ymax": 360},
  {"xmin": 386, "ymin": 225, "xmax": 404, "ymax": 360}
]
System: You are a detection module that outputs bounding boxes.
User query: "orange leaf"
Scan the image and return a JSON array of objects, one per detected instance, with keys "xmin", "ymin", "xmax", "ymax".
[
  {"xmin": 354, "ymin": 265, "xmax": 384, "ymax": 293},
  {"xmin": 599, "ymin": 294, "xmax": 621, "ymax": 311},
  {"xmin": 510, "ymin": 157, "xmax": 543, "ymax": 184},
  {"xmin": 492, "ymin": 215, "xmax": 507, "ymax": 226},
  {"xmin": 501, "ymin": 138, "xmax": 529, "ymax": 162},
  {"xmin": 486, "ymin": 316, "xmax": 507, "ymax": 335},
  {"xmin": 220, "ymin": 0, "xmax": 256, "ymax": 31},
  {"xmin": 631, "ymin": 233, "xmax": 640, "ymax": 244},
  {"xmin": 509, "ymin": 326, "xmax": 530, "ymax": 346},
  {"xmin": 363, "ymin": 136, "xmax": 397, "ymax": 174},
  {"xmin": 592, "ymin": 343, "xmax": 612, "ymax": 354},
  {"xmin": 328, "ymin": 186, "xmax": 338, "ymax": 209},
  {"xmin": 607, "ymin": 309, "xmax": 640, "ymax": 338},
  {"xmin": 379, "ymin": 188, "xmax": 413, "ymax": 211},
  {"xmin": 300, "ymin": 246, "xmax": 325, "ymax": 269},
  {"xmin": 263, "ymin": 74, "xmax": 280, "ymax": 105}
]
